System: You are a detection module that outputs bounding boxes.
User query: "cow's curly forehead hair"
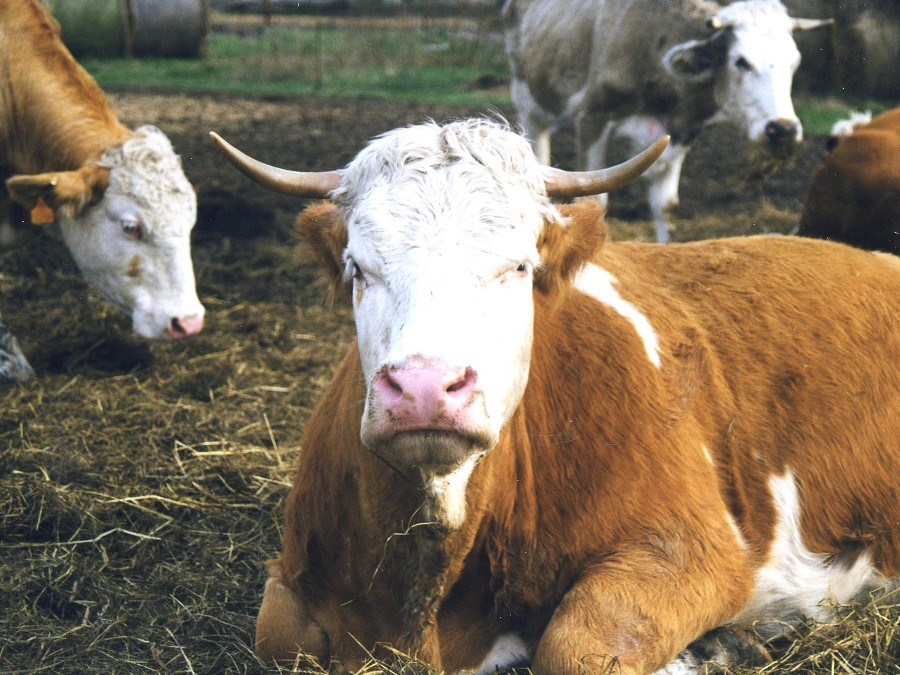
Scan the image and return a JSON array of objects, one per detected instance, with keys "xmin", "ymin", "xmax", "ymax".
[
  {"xmin": 332, "ymin": 118, "xmax": 560, "ymax": 230},
  {"xmin": 100, "ymin": 124, "xmax": 196, "ymax": 236}
]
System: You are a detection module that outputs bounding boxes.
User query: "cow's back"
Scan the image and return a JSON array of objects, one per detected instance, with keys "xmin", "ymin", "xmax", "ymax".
[
  {"xmin": 504, "ymin": 0, "xmax": 703, "ymax": 115},
  {"xmin": 798, "ymin": 110, "xmax": 900, "ymax": 252},
  {"xmin": 0, "ymin": 0, "xmax": 125, "ymax": 175},
  {"xmin": 600, "ymin": 236, "xmax": 900, "ymax": 580}
]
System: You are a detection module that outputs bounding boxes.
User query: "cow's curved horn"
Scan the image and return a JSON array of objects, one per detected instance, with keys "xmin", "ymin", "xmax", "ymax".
[
  {"xmin": 543, "ymin": 135, "xmax": 670, "ymax": 199},
  {"xmin": 209, "ymin": 132, "xmax": 343, "ymax": 198}
]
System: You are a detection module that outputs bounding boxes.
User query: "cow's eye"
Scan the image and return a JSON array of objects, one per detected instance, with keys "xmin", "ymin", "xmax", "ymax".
[
  {"xmin": 734, "ymin": 56, "xmax": 753, "ymax": 72},
  {"xmin": 121, "ymin": 218, "xmax": 143, "ymax": 240},
  {"xmin": 500, "ymin": 261, "xmax": 532, "ymax": 284},
  {"xmin": 344, "ymin": 256, "xmax": 366, "ymax": 284}
]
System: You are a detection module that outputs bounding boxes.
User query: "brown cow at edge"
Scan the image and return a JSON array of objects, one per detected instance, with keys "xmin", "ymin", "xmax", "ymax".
[
  {"xmin": 0, "ymin": 0, "xmax": 204, "ymax": 382},
  {"xmin": 212, "ymin": 120, "xmax": 900, "ymax": 675},
  {"xmin": 798, "ymin": 107, "xmax": 900, "ymax": 253}
]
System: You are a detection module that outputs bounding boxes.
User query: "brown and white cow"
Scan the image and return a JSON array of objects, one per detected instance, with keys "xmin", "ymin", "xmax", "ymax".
[
  {"xmin": 798, "ymin": 107, "xmax": 900, "ymax": 254},
  {"xmin": 0, "ymin": 0, "xmax": 204, "ymax": 382},
  {"xmin": 213, "ymin": 119, "xmax": 900, "ymax": 675}
]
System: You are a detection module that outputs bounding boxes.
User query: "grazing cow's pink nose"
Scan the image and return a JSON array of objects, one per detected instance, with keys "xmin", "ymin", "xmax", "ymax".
[
  {"xmin": 167, "ymin": 314, "xmax": 204, "ymax": 339},
  {"xmin": 374, "ymin": 357, "xmax": 477, "ymax": 430}
]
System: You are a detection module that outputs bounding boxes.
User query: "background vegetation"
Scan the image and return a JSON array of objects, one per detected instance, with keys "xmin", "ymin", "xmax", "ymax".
[
  {"xmin": 79, "ymin": 11, "xmax": 894, "ymax": 133},
  {"xmin": 82, "ymin": 13, "xmax": 511, "ymax": 107}
]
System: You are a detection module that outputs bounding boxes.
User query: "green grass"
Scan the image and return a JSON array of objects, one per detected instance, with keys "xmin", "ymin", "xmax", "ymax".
[
  {"xmin": 81, "ymin": 23, "xmax": 512, "ymax": 107},
  {"xmin": 794, "ymin": 93, "xmax": 893, "ymax": 136},
  {"xmin": 80, "ymin": 18, "xmax": 897, "ymax": 128}
]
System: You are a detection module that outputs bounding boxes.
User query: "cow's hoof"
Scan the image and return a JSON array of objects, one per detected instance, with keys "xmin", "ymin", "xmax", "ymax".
[
  {"xmin": 688, "ymin": 625, "xmax": 772, "ymax": 668},
  {"xmin": 0, "ymin": 333, "xmax": 35, "ymax": 383}
]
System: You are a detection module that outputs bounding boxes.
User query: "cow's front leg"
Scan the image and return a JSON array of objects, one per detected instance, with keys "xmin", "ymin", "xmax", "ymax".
[
  {"xmin": 0, "ymin": 312, "xmax": 34, "ymax": 383},
  {"xmin": 645, "ymin": 141, "xmax": 688, "ymax": 244},
  {"xmin": 532, "ymin": 543, "xmax": 750, "ymax": 675}
]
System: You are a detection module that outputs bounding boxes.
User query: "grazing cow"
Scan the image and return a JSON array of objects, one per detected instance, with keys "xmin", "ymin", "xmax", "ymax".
[
  {"xmin": 212, "ymin": 119, "xmax": 900, "ymax": 675},
  {"xmin": 503, "ymin": 0, "xmax": 830, "ymax": 242},
  {"xmin": 798, "ymin": 107, "xmax": 900, "ymax": 254},
  {"xmin": 0, "ymin": 0, "xmax": 204, "ymax": 382}
]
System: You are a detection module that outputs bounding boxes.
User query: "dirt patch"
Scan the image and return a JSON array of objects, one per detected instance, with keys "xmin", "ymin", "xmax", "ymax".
[{"xmin": 0, "ymin": 91, "xmax": 838, "ymax": 674}]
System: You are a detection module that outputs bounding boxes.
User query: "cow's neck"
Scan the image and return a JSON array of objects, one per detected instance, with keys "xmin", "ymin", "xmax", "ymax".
[
  {"xmin": 358, "ymin": 451, "xmax": 494, "ymax": 659},
  {"xmin": 0, "ymin": 2, "xmax": 131, "ymax": 175},
  {"xmin": 293, "ymin": 279, "xmax": 676, "ymax": 664}
]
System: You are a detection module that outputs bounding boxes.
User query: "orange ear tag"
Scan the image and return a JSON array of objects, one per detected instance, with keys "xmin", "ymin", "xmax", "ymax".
[{"xmin": 30, "ymin": 197, "xmax": 54, "ymax": 225}]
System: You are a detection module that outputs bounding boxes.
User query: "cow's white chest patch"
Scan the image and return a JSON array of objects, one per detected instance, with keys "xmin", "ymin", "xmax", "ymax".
[
  {"xmin": 457, "ymin": 633, "xmax": 531, "ymax": 675},
  {"xmin": 735, "ymin": 471, "xmax": 890, "ymax": 634},
  {"xmin": 574, "ymin": 264, "xmax": 661, "ymax": 368},
  {"xmin": 423, "ymin": 453, "xmax": 482, "ymax": 530}
]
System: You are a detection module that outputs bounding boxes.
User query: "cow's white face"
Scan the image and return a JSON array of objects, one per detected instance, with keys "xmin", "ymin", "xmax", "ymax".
[
  {"xmin": 714, "ymin": 1, "xmax": 802, "ymax": 145},
  {"xmin": 57, "ymin": 126, "xmax": 204, "ymax": 340},
  {"xmin": 664, "ymin": 0, "xmax": 829, "ymax": 149},
  {"xmin": 334, "ymin": 121, "xmax": 557, "ymax": 471}
]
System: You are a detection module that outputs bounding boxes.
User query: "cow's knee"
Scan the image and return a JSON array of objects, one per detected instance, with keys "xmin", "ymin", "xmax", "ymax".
[{"xmin": 255, "ymin": 563, "xmax": 328, "ymax": 665}]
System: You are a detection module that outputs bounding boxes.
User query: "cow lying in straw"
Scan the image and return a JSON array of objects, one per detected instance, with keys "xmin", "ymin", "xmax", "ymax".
[{"xmin": 213, "ymin": 118, "xmax": 900, "ymax": 675}]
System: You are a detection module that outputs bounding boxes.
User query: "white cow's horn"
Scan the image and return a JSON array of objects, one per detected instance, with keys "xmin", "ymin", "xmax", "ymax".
[
  {"xmin": 543, "ymin": 135, "xmax": 670, "ymax": 199},
  {"xmin": 209, "ymin": 131, "xmax": 343, "ymax": 198}
]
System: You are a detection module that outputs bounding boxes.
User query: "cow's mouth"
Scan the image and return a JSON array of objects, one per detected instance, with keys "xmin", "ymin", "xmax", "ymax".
[{"xmin": 374, "ymin": 428, "xmax": 496, "ymax": 469}]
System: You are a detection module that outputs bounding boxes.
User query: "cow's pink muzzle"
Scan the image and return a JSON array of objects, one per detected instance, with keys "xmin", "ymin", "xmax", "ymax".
[
  {"xmin": 166, "ymin": 314, "xmax": 204, "ymax": 339},
  {"xmin": 374, "ymin": 357, "xmax": 477, "ymax": 432}
]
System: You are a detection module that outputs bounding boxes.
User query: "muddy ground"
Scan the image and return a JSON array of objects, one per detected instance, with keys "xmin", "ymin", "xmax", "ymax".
[{"xmin": 0, "ymin": 91, "xmax": 833, "ymax": 674}]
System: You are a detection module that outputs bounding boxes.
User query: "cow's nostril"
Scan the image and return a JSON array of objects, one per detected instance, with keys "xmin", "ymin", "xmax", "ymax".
[
  {"xmin": 765, "ymin": 120, "xmax": 798, "ymax": 143},
  {"xmin": 446, "ymin": 367, "xmax": 476, "ymax": 395},
  {"xmin": 166, "ymin": 314, "xmax": 203, "ymax": 339},
  {"xmin": 384, "ymin": 371, "xmax": 404, "ymax": 394}
]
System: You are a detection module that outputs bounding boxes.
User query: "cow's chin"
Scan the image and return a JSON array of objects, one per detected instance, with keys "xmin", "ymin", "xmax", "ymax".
[
  {"xmin": 131, "ymin": 311, "xmax": 172, "ymax": 341},
  {"xmin": 364, "ymin": 428, "xmax": 497, "ymax": 472}
]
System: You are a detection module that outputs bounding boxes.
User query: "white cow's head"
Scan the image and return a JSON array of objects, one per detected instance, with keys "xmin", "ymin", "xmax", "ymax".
[
  {"xmin": 210, "ymin": 120, "xmax": 664, "ymax": 483},
  {"xmin": 665, "ymin": 0, "xmax": 831, "ymax": 148},
  {"xmin": 7, "ymin": 125, "xmax": 204, "ymax": 340}
]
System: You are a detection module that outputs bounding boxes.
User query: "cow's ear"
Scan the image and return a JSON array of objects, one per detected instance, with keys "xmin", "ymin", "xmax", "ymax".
[
  {"xmin": 6, "ymin": 164, "xmax": 110, "ymax": 224},
  {"xmin": 297, "ymin": 201, "xmax": 349, "ymax": 302},
  {"xmin": 663, "ymin": 29, "xmax": 732, "ymax": 83},
  {"xmin": 536, "ymin": 200, "xmax": 607, "ymax": 294}
]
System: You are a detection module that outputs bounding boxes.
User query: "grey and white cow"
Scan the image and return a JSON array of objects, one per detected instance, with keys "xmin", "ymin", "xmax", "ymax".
[{"xmin": 503, "ymin": 0, "xmax": 831, "ymax": 242}]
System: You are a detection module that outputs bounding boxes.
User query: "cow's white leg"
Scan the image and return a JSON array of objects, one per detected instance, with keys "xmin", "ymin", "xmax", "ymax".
[
  {"xmin": 585, "ymin": 123, "xmax": 614, "ymax": 212},
  {"xmin": 600, "ymin": 117, "xmax": 684, "ymax": 243},
  {"xmin": 646, "ymin": 142, "xmax": 688, "ymax": 244},
  {"xmin": 530, "ymin": 128, "xmax": 552, "ymax": 166},
  {"xmin": 510, "ymin": 77, "xmax": 554, "ymax": 165},
  {"xmin": 0, "ymin": 312, "xmax": 35, "ymax": 383}
]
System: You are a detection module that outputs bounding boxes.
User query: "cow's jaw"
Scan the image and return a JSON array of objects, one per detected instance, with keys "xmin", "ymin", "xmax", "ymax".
[{"xmin": 59, "ymin": 127, "xmax": 204, "ymax": 340}]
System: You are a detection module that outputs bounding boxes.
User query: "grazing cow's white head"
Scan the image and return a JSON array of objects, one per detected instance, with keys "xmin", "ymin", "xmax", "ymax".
[
  {"xmin": 210, "ymin": 120, "xmax": 664, "ymax": 484},
  {"xmin": 665, "ymin": 0, "xmax": 831, "ymax": 147},
  {"xmin": 7, "ymin": 125, "xmax": 204, "ymax": 340}
]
